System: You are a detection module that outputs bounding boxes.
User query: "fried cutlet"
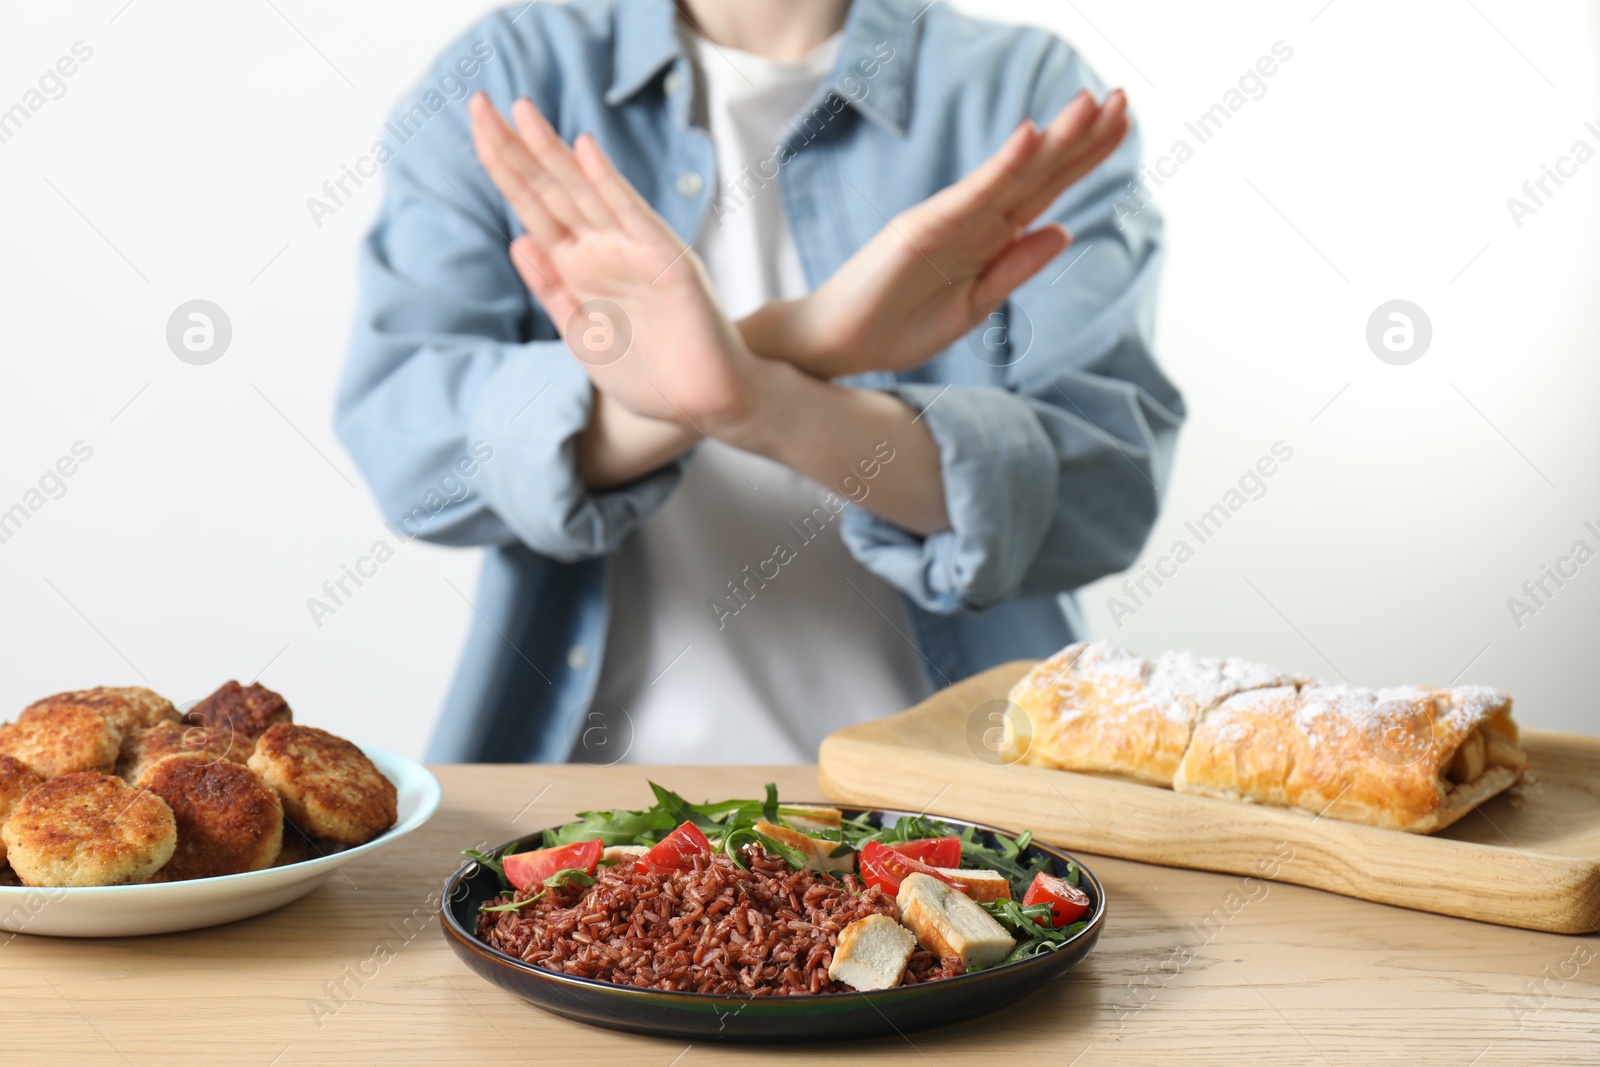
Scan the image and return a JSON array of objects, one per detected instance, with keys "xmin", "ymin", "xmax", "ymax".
[
  {"xmin": 248, "ymin": 724, "xmax": 395, "ymax": 845},
  {"xmin": 0, "ymin": 705, "xmax": 121, "ymax": 778},
  {"xmin": 0, "ymin": 755, "xmax": 44, "ymax": 866},
  {"xmin": 1, "ymin": 772, "xmax": 176, "ymax": 887},
  {"xmin": 137, "ymin": 754, "xmax": 282, "ymax": 880},
  {"xmin": 185, "ymin": 681, "xmax": 291, "ymax": 741},
  {"xmin": 116, "ymin": 721, "xmax": 252, "ymax": 784},
  {"xmin": 25, "ymin": 686, "xmax": 179, "ymax": 736}
]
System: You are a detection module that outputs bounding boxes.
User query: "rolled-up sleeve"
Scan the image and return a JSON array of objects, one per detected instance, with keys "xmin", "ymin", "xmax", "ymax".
[
  {"xmin": 841, "ymin": 36, "xmax": 1184, "ymax": 612},
  {"xmin": 334, "ymin": 19, "xmax": 685, "ymax": 560},
  {"xmin": 841, "ymin": 384, "xmax": 1059, "ymax": 612}
]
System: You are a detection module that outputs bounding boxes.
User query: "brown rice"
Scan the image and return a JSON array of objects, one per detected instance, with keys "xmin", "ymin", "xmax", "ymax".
[{"xmin": 476, "ymin": 845, "xmax": 965, "ymax": 994}]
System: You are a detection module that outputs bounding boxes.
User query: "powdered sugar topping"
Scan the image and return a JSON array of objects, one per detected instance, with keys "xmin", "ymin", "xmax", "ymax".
[
  {"xmin": 1444, "ymin": 685, "xmax": 1512, "ymax": 722},
  {"xmin": 1042, "ymin": 641, "xmax": 1289, "ymax": 724}
]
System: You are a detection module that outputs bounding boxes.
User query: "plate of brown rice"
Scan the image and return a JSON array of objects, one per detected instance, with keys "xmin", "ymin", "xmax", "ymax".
[{"xmin": 440, "ymin": 805, "xmax": 1105, "ymax": 1041}]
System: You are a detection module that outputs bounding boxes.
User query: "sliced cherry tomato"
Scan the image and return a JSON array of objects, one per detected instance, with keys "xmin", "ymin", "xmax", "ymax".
[
  {"xmin": 636, "ymin": 820, "xmax": 713, "ymax": 873},
  {"xmin": 889, "ymin": 837, "xmax": 961, "ymax": 869},
  {"xmin": 1023, "ymin": 870, "xmax": 1091, "ymax": 927},
  {"xmin": 503, "ymin": 839, "xmax": 603, "ymax": 892},
  {"xmin": 859, "ymin": 840, "xmax": 971, "ymax": 897}
]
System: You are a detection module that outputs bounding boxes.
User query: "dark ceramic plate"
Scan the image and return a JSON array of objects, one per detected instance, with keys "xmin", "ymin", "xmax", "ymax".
[{"xmin": 440, "ymin": 807, "xmax": 1106, "ymax": 1041}]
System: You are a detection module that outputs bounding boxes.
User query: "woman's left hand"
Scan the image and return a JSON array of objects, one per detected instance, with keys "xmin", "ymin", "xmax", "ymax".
[{"xmin": 743, "ymin": 89, "xmax": 1129, "ymax": 379}]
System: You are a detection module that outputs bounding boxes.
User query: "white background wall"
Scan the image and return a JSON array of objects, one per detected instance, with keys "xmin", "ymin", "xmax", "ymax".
[{"xmin": 0, "ymin": 0, "xmax": 1595, "ymax": 759}]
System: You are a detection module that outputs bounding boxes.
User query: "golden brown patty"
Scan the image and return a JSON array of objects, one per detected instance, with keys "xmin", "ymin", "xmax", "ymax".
[
  {"xmin": 137, "ymin": 754, "xmax": 282, "ymax": 880},
  {"xmin": 248, "ymin": 724, "xmax": 395, "ymax": 846},
  {"xmin": 0, "ymin": 705, "xmax": 121, "ymax": 778},
  {"xmin": 0, "ymin": 755, "xmax": 45, "ymax": 866},
  {"xmin": 26, "ymin": 686, "xmax": 178, "ymax": 737},
  {"xmin": 0, "ymin": 772, "xmax": 176, "ymax": 887},
  {"xmin": 186, "ymin": 681, "xmax": 291, "ymax": 741},
  {"xmin": 116, "ymin": 721, "xmax": 252, "ymax": 784}
]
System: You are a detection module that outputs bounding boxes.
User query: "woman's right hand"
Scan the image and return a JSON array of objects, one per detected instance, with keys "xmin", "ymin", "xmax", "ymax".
[
  {"xmin": 741, "ymin": 89, "xmax": 1130, "ymax": 379},
  {"xmin": 468, "ymin": 92, "xmax": 762, "ymax": 431}
]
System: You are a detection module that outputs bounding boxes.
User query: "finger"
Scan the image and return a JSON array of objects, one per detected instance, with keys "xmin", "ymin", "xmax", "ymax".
[
  {"xmin": 1048, "ymin": 88, "xmax": 1128, "ymax": 179},
  {"xmin": 509, "ymin": 235, "xmax": 579, "ymax": 328},
  {"xmin": 1009, "ymin": 102, "xmax": 1130, "ymax": 225},
  {"xmin": 1049, "ymin": 87, "xmax": 1125, "ymax": 167},
  {"xmin": 573, "ymin": 133, "xmax": 667, "ymax": 243},
  {"xmin": 471, "ymin": 93, "xmax": 567, "ymax": 243},
  {"xmin": 933, "ymin": 118, "xmax": 1044, "ymax": 218},
  {"xmin": 469, "ymin": 93, "xmax": 568, "ymax": 247},
  {"xmin": 494, "ymin": 98, "xmax": 586, "ymax": 230},
  {"xmin": 511, "ymin": 98, "xmax": 616, "ymax": 230},
  {"xmin": 1012, "ymin": 114, "xmax": 1129, "ymax": 224},
  {"xmin": 1071, "ymin": 89, "xmax": 1128, "ymax": 167},
  {"xmin": 969, "ymin": 224, "xmax": 1071, "ymax": 313},
  {"xmin": 1001, "ymin": 90, "xmax": 1101, "ymax": 213},
  {"xmin": 1006, "ymin": 91, "xmax": 1124, "ymax": 224},
  {"xmin": 1023, "ymin": 90, "xmax": 1100, "ymax": 168},
  {"xmin": 1050, "ymin": 88, "xmax": 1119, "ymax": 160}
]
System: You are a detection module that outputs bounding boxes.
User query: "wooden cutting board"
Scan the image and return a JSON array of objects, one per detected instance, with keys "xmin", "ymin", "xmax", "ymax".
[{"xmin": 819, "ymin": 660, "xmax": 1600, "ymax": 934}]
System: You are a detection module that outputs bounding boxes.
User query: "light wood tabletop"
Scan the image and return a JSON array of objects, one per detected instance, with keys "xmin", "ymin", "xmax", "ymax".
[{"xmin": 2, "ymin": 765, "xmax": 1595, "ymax": 1066}]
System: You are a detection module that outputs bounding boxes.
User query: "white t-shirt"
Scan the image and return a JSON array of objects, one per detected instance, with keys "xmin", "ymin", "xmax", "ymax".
[{"xmin": 588, "ymin": 26, "xmax": 932, "ymax": 764}]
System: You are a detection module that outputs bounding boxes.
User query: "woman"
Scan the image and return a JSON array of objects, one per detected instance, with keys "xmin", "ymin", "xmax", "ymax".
[{"xmin": 336, "ymin": 0, "xmax": 1183, "ymax": 764}]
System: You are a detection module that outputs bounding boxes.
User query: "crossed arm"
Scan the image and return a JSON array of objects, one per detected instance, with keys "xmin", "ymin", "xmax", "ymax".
[{"xmin": 466, "ymin": 88, "xmax": 1129, "ymax": 536}]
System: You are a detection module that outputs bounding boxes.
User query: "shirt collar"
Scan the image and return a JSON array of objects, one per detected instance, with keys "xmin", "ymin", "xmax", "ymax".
[
  {"xmin": 605, "ymin": 0, "xmax": 682, "ymax": 106},
  {"xmin": 606, "ymin": 0, "xmax": 920, "ymax": 135},
  {"xmin": 824, "ymin": 0, "xmax": 919, "ymax": 135}
]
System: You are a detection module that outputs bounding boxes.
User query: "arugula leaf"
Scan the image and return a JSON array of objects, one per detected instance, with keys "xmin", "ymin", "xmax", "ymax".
[
  {"xmin": 975, "ymin": 898, "xmax": 1090, "ymax": 967},
  {"xmin": 762, "ymin": 782, "xmax": 779, "ymax": 824},
  {"xmin": 462, "ymin": 843, "xmax": 521, "ymax": 889},
  {"xmin": 997, "ymin": 925, "xmax": 1088, "ymax": 966},
  {"xmin": 982, "ymin": 898, "xmax": 1064, "ymax": 939},
  {"xmin": 479, "ymin": 898, "xmax": 531, "ymax": 914},
  {"xmin": 478, "ymin": 866, "xmax": 599, "ymax": 913},
  {"xmin": 484, "ymin": 893, "xmax": 547, "ymax": 914},
  {"xmin": 721, "ymin": 826, "xmax": 809, "ymax": 871},
  {"xmin": 828, "ymin": 812, "xmax": 944, "ymax": 853},
  {"xmin": 648, "ymin": 782, "xmax": 722, "ymax": 830},
  {"xmin": 541, "ymin": 808, "xmax": 674, "ymax": 848},
  {"xmin": 538, "ymin": 781, "xmax": 761, "ymax": 848},
  {"xmin": 463, "ymin": 848, "xmax": 504, "ymax": 879},
  {"xmin": 546, "ymin": 866, "xmax": 598, "ymax": 888}
]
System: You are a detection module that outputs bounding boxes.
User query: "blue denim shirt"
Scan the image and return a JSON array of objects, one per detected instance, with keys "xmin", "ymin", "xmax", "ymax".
[{"xmin": 335, "ymin": 0, "xmax": 1184, "ymax": 763}]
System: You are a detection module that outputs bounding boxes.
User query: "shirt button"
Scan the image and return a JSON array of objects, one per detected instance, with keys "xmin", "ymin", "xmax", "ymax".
[
  {"xmin": 675, "ymin": 171, "xmax": 704, "ymax": 197},
  {"xmin": 567, "ymin": 645, "xmax": 590, "ymax": 671},
  {"xmin": 663, "ymin": 69, "xmax": 683, "ymax": 96}
]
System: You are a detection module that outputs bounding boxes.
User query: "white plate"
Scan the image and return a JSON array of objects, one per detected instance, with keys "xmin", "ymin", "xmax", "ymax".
[{"xmin": 0, "ymin": 747, "xmax": 440, "ymax": 938}]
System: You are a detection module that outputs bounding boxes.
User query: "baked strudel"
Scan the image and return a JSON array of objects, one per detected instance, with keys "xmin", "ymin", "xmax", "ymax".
[
  {"xmin": 1006, "ymin": 641, "xmax": 1526, "ymax": 833},
  {"xmin": 1004, "ymin": 642, "xmax": 1294, "ymax": 786},
  {"xmin": 1173, "ymin": 682, "xmax": 1526, "ymax": 832}
]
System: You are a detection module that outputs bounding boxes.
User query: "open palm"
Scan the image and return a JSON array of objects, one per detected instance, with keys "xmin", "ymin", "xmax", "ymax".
[
  {"xmin": 777, "ymin": 89, "xmax": 1130, "ymax": 378},
  {"xmin": 470, "ymin": 95, "xmax": 754, "ymax": 427}
]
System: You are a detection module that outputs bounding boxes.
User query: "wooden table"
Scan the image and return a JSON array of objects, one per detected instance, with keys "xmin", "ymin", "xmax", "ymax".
[{"xmin": 3, "ymin": 766, "xmax": 1595, "ymax": 1065}]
